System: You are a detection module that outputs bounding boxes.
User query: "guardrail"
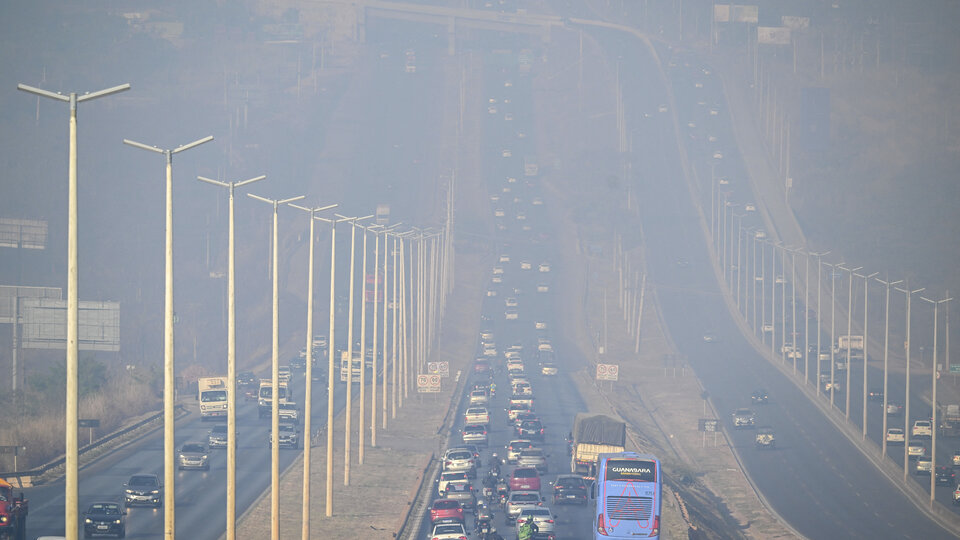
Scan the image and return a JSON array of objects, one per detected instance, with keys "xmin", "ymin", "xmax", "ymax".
[{"xmin": 0, "ymin": 404, "xmax": 186, "ymax": 488}]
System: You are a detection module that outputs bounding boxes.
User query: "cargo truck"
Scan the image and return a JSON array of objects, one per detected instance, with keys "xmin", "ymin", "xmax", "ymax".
[
  {"xmin": 569, "ymin": 413, "xmax": 626, "ymax": 477},
  {"xmin": 940, "ymin": 404, "xmax": 960, "ymax": 437},
  {"xmin": 198, "ymin": 376, "xmax": 228, "ymax": 420},
  {"xmin": 0, "ymin": 478, "xmax": 27, "ymax": 540}
]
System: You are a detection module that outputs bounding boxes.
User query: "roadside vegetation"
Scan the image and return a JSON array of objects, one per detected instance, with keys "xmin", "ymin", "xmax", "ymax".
[{"xmin": 0, "ymin": 357, "xmax": 160, "ymax": 471}]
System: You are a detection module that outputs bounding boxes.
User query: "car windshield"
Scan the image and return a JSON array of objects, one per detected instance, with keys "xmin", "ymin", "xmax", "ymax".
[
  {"xmin": 513, "ymin": 493, "xmax": 540, "ymax": 502},
  {"xmin": 522, "ymin": 509, "xmax": 551, "ymax": 517},
  {"xmin": 181, "ymin": 444, "xmax": 205, "ymax": 453},
  {"xmin": 557, "ymin": 477, "xmax": 584, "ymax": 488},
  {"xmin": 521, "ymin": 449, "xmax": 543, "ymax": 458},
  {"xmin": 88, "ymin": 503, "xmax": 122, "ymax": 515},
  {"xmin": 211, "ymin": 425, "xmax": 227, "ymax": 434},
  {"xmin": 442, "ymin": 472, "xmax": 467, "ymax": 481},
  {"xmin": 434, "ymin": 500, "xmax": 459, "ymax": 509},
  {"xmin": 435, "ymin": 524, "xmax": 464, "ymax": 534},
  {"xmin": 448, "ymin": 452, "xmax": 471, "ymax": 460},
  {"xmin": 201, "ymin": 390, "xmax": 227, "ymax": 402},
  {"xmin": 129, "ymin": 476, "xmax": 157, "ymax": 487}
]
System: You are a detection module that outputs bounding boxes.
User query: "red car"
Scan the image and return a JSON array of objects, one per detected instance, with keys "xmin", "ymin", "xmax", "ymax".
[
  {"xmin": 509, "ymin": 467, "xmax": 541, "ymax": 492},
  {"xmin": 474, "ymin": 358, "xmax": 491, "ymax": 374},
  {"xmin": 430, "ymin": 498, "xmax": 464, "ymax": 524}
]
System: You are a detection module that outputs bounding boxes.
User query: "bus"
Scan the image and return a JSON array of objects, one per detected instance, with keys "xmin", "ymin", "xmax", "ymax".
[{"xmin": 592, "ymin": 452, "xmax": 661, "ymax": 539}]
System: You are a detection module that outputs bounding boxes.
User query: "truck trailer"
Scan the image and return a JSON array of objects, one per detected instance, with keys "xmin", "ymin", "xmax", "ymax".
[{"xmin": 570, "ymin": 413, "xmax": 626, "ymax": 477}]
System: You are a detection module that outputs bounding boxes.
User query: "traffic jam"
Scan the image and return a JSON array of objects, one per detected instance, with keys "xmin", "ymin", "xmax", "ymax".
[{"xmin": 420, "ymin": 44, "xmax": 592, "ymax": 540}]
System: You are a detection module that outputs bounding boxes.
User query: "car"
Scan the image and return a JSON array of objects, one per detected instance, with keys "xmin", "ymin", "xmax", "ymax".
[
  {"xmin": 177, "ymin": 442, "xmax": 210, "ymax": 470},
  {"xmin": 505, "ymin": 297, "xmax": 519, "ymax": 308},
  {"xmin": 538, "ymin": 262, "xmax": 551, "ymax": 273},
  {"xmin": 506, "ymin": 440, "xmax": 535, "ymax": 464},
  {"xmin": 657, "ymin": 104, "xmax": 668, "ymax": 113},
  {"xmin": 208, "ymin": 424, "xmax": 228, "ymax": 448},
  {"xmin": 954, "ymin": 451, "xmax": 960, "ymax": 467},
  {"xmin": 430, "ymin": 498, "xmax": 465, "ymax": 524},
  {"xmin": 82, "ymin": 501, "xmax": 126, "ymax": 538},
  {"xmin": 289, "ymin": 355, "xmax": 305, "ymax": 370},
  {"xmin": 732, "ymin": 408, "xmax": 756, "ymax": 428},
  {"xmin": 493, "ymin": 265, "xmax": 504, "ymax": 275},
  {"xmin": 886, "ymin": 402, "xmax": 904, "ymax": 416},
  {"xmin": 278, "ymin": 402, "xmax": 301, "ymax": 424},
  {"xmin": 552, "ymin": 474, "xmax": 588, "ymax": 505},
  {"xmin": 437, "ymin": 470, "xmax": 470, "ymax": 496},
  {"xmin": 536, "ymin": 283, "xmax": 549, "ymax": 293},
  {"xmin": 517, "ymin": 448, "xmax": 548, "ymax": 472},
  {"xmin": 442, "ymin": 450, "xmax": 477, "ymax": 476},
  {"xmin": 702, "ymin": 333, "xmax": 717, "ymax": 343},
  {"xmin": 507, "ymin": 403, "xmax": 533, "ymax": 422},
  {"xmin": 237, "ymin": 371, "xmax": 257, "ymax": 386},
  {"xmin": 462, "ymin": 424, "xmax": 489, "ymax": 446},
  {"xmin": 505, "ymin": 491, "xmax": 544, "ymax": 521},
  {"xmin": 444, "ymin": 482, "xmax": 477, "ymax": 511},
  {"xmin": 465, "ymin": 407, "xmax": 490, "ymax": 425},
  {"xmin": 123, "ymin": 473, "xmax": 162, "ymax": 507},
  {"xmin": 469, "ymin": 389, "xmax": 489, "ymax": 405},
  {"xmin": 907, "ymin": 440, "xmax": 927, "ymax": 459},
  {"xmin": 482, "ymin": 343, "xmax": 497, "ymax": 357},
  {"xmin": 278, "ymin": 366, "xmax": 292, "ymax": 383},
  {"xmin": 428, "ymin": 522, "xmax": 469, "ymax": 540},
  {"xmin": 886, "ymin": 428, "xmax": 905, "ymax": 444},
  {"xmin": 936, "ymin": 466, "xmax": 955, "ymax": 486},
  {"xmin": 450, "ymin": 444, "xmax": 482, "ymax": 461},
  {"xmin": 502, "ymin": 149, "xmax": 512, "ymax": 157},
  {"xmin": 505, "ymin": 309, "xmax": 519, "ymax": 321},
  {"xmin": 539, "ymin": 362, "xmax": 558, "ymax": 376},
  {"xmin": 509, "ymin": 467, "xmax": 541, "ymax": 492},
  {"xmin": 512, "ymin": 381, "xmax": 532, "ymax": 396},
  {"xmin": 913, "ymin": 420, "xmax": 933, "ymax": 438},
  {"xmin": 867, "ymin": 388, "xmax": 884, "ymax": 401},
  {"xmin": 515, "ymin": 507, "xmax": 557, "ymax": 535},
  {"xmin": 954, "ymin": 485, "xmax": 960, "ymax": 506},
  {"xmin": 915, "ymin": 457, "xmax": 933, "ymax": 475},
  {"xmin": 750, "ymin": 389, "xmax": 769, "ymax": 404},
  {"xmin": 270, "ymin": 422, "xmax": 300, "ymax": 448},
  {"xmin": 517, "ymin": 420, "xmax": 545, "ymax": 441},
  {"xmin": 520, "ymin": 261, "xmax": 533, "ymax": 270},
  {"xmin": 744, "ymin": 203, "xmax": 756, "ymax": 212}
]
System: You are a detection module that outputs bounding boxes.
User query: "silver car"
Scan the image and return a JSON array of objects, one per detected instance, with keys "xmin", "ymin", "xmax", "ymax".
[
  {"xmin": 515, "ymin": 507, "xmax": 557, "ymax": 534},
  {"xmin": 177, "ymin": 442, "xmax": 209, "ymax": 470},
  {"xmin": 442, "ymin": 450, "xmax": 477, "ymax": 476},
  {"xmin": 505, "ymin": 491, "xmax": 544, "ymax": 520},
  {"xmin": 461, "ymin": 424, "xmax": 488, "ymax": 446},
  {"xmin": 517, "ymin": 448, "xmax": 548, "ymax": 473},
  {"xmin": 207, "ymin": 424, "xmax": 228, "ymax": 448}
]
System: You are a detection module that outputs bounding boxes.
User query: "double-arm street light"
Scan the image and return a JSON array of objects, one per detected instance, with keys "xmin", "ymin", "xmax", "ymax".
[
  {"xmin": 895, "ymin": 285, "xmax": 924, "ymax": 482},
  {"xmin": 248, "ymin": 192, "xmax": 305, "ymax": 540},
  {"xmin": 124, "ymin": 134, "xmax": 213, "ymax": 539},
  {"xmin": 855, "ymin": 270, "xmax": 879, "ymax": 440},
  {"xmin": 335, "ymin": 213, "xmax": 373, "ymax": 487},
  {"xmin": 810, "ymin": 251, "xmax": 831, "ymax": 395},
  {"xmin": 287, "ymin": 201, "xmax": 337, "ymax": 540},
  {"xmin": 920, "ymin": 294, "xmax": 953, "ymax": 507},
  {"xmin": 198, "ymin": 174, "xmax": 266, "ymax": 540},
  {"xmin": 838, "ymin": 265, "xmax": 862, "ymax": 420},
  {"xmin": 875, "ymin": 277, "xmax": 902, "ymax": 459},
  {"xmin": 17, "ymin": 81, "xmax": 130, "ymax": 540}
]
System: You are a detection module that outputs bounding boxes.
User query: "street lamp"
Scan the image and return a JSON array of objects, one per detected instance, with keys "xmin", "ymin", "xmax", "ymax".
[
  {"xmin": 855, "ymin": 270, "xmax": 878, "ymax": 440},
  {"xmin": 809, "ymin": 251, "xmax": 830, "ymax": 393},
  {"xmin": 124, "ymin": 134, "xmax": 213, "ymax": 538},
  {"xmin": 198, "ymin": 173, "xmax": 266, "ymax": 540},
  {"xmin": 895, "ymin": 285, "xmax": 924, "ymax": 483},
  {"xmin": 876, "ymin": 277, "xmax": 902, "ymax": 459},
  {"xmin": 839, "ymin": 265, "xmax": 862, "ymax": 420},
  {"xmin": 920, "ymin": 294, "xmax": 953, "ymax": 507},
  {"xmin": 247, "ymin": 192, "xmax": 305, "ymax": 539},
  {"xmin": 18, "ymin": 81, "xmax": 130, "ymax": 540},
  {"xmin": 287, "ymin": 201, "xmax": 337, "ymax": 540},
  {"xmin": 334, "ymin": 213, "xmax": 373, "ymax": 487},
  {"xmin": 825, "ymin": 261, "xmax": 845, "ymax": 405}
]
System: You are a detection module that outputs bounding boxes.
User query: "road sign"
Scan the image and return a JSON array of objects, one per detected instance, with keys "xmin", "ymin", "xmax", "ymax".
[
  {"xmin": 417, "ymin": 374, "xmax": 440, "ymax": 393},
  {"xmin": 0, "ymin": 446, "xmax": 23, "ymax": 455},
  {"xmin": 438, "ymin": 361, "xmax": 450, "ymax": 378},
  {"xmin": 698, "ymin": 419, "xmax": 719, "ymax": 432},
  {"xmin": 596, "ymin": 363, "xmax": 619, "ymax": 381},
  {"xmin": 78, "ymin": 419, "xmax": 100, "ymax": 428},
  {"xmin": 427, "ymin": 362, "xmax": 439, "ymax": 374},
  {"xmin": 950, "ymin": 365, "xmax": 960, "ymax": 374}
]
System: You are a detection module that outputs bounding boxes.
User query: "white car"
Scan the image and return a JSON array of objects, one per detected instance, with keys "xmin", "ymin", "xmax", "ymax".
[
  {"xmin": 657, "ymin": 104, "xmax": 668, "ymax": 113},
  {"xmin": 536, "ymin": 283, "xmax": 549, "ymax": 293},
  {"xmin": 531, "ymin": 197, "xmax": 543, "ymax": 206},
  {"xmin": 429, "ymin": 522, "xmax": 468, "ymax": 540},
  {"xmin": 534, "ymin": 320, "xmax": 547, "ymax": 330},
  {"xmin": 465, "ymin": 407, "xmax": 490, "ymax": 425},
  {"xmin": 505, "ymin": 309, "xmax": 519, "ymax": 321},
  {"xmin": 505, "ymin": 297, "xmax": 519, "ymax": 308},
  {"xmin": 886, "ymin": 428, "xmax": 905, "ymax": 444},
  {"xmin": 505, "ymin": 491, "xmax": 544, "ymax": 520},
  {"xmin": 506, "ymin": 176, "xmax": 517, "ymax": 184},
  {"xmin": 520, "ymin": 261, "xmax": 533, "ymax": 270},
  {"xmin": 493, "ymin": 266, "xmax": 504, "ymax": 275},
  {"xmin": 502, "ymin": 149, "xmax": 512, "ymax": 157},
  {"xmin": 538, "ymin": 262, "xmax": 551, "ymax": 273},
  {"xmin": 712, "ymin": 150, "xmax": 724, "ymax": 159},
  {"xmin": 469, "ymin": 390, "xmax": 489, "ymax": 405},
  {"xmin": 494, "ymin": 208, "xmax": 505, "ymax": 218},
  {"xmin": 437, "ymin": 470, "xmax": 470, "ymax": 496},
  {"xmin": 499, "ymin": 253, "xmax": 511, "ymax": 263},
  {"xmin": 912, "ymin": 420, "xmax": 932, "ymax": 438},
  {"xmin": 745, "ymin": 203, "xmax": 756, "ymax": 212}
]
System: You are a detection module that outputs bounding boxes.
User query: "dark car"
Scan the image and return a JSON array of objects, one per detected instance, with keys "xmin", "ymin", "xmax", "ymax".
[
  {"xmin": 83, "ymin": 501, "xmax": 126, "ymax": 537},
  {"xmin": 237, "ymin": 371, "xmax": 257, "ymax": 386},
  {"xmin": 517, "ymin": 419, "xmax": 545, "ymax": 440},
  {"xmin": 750, "ymin": 389, "xmax": 769, "ymax": 404},
  {"xmin": 552, "ymin": 474, "xmax": 588, "ymax": 505},
  {"xmin": 124, "ymin": 473, "xmax": 162, "ymax": 507},
  {"xmin": 936, "ymin": 466, "xmax": 956, "ymax": 486},
  {"xmin": 867, "ymin": 388, "xmax": 884, "ymax": 401}
]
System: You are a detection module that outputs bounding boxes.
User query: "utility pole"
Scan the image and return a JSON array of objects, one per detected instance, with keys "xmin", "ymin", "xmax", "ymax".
[{"xmin": 876, "ymin": 277, "xmax": 902, "ymax": 459}]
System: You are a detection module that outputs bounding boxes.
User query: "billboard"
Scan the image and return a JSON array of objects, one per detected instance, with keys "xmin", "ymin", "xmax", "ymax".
[
  {"xmin": 0, "ymin": 218, "xmax": 47, "ymax": 249},
  {"xmin": 20, "ymin": 298, "xmax": 120, "ymax": 351},
  {"xmin": 758, "ymin": 26, "xmax": 791, "ymax": 45},
  {"xmin": 715, "ymin": 5, "xmax": 758, "ymax": 24},
  {"xmin": 781, "ymin": 16, "xmax": 810, "ymax": 30}
]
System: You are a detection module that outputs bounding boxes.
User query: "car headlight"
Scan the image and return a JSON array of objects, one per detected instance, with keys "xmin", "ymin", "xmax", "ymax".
[
  {"xmin": 114, "ymin": 519, "xmax": 122, "ymax": 524},
  {"xmin": 85, "ymin": 518, "xmax": 93, "ymax": 524},
  {"xmin": 125, "ymin": 489, "xmax": 134, "ymax": 494},
  {"xmin": 202, "ymin": 454, "xmax": 208, "ymax": 459},
  {"xmin": 151, "ymin": 490, "xmax": 160, "ymax": 494}
]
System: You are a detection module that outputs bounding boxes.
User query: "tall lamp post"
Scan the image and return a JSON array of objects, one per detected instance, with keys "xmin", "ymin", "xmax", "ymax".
[
  {"xmin": 920, "ymin": 294, "xmax": 953, "ymax": 506},
  {"xmin": 856, "ymin": 270, "xmax": 878, "ymax": 440},
  {"xmin": 895, "ymin": 285, "xmax": 923, "ymax": 482},
  {"xmin": 287, "ymin": 202, "xmax": 337, "ymax": 540},
  {"xmin": 17, "ymin": 81, "xmax": 130, "ymax": 540},
  {"xmin": 198, "ymin": 174, "xmax": 266, "ymax": 540},
  {"xmin": 839, "ymin": 265, "xmax": 862, "ymax": 420},
  {"xmin": 810, "ymin": 251, "xmax": 830, "ymax": 394},
  {"xmin": 876, "ymin": 277, "xmax": 902, "ymax": 459},
  {"xmin": 124, "ymin": 134, "xmax": 213, "ymax": 539},
  {"xmin": 335, "ymin": 213, "xmax": 373, "ymax": 486},
  {"xmin": 248, "ymin": 192, "xmax": 305, "ymax": 540}
]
